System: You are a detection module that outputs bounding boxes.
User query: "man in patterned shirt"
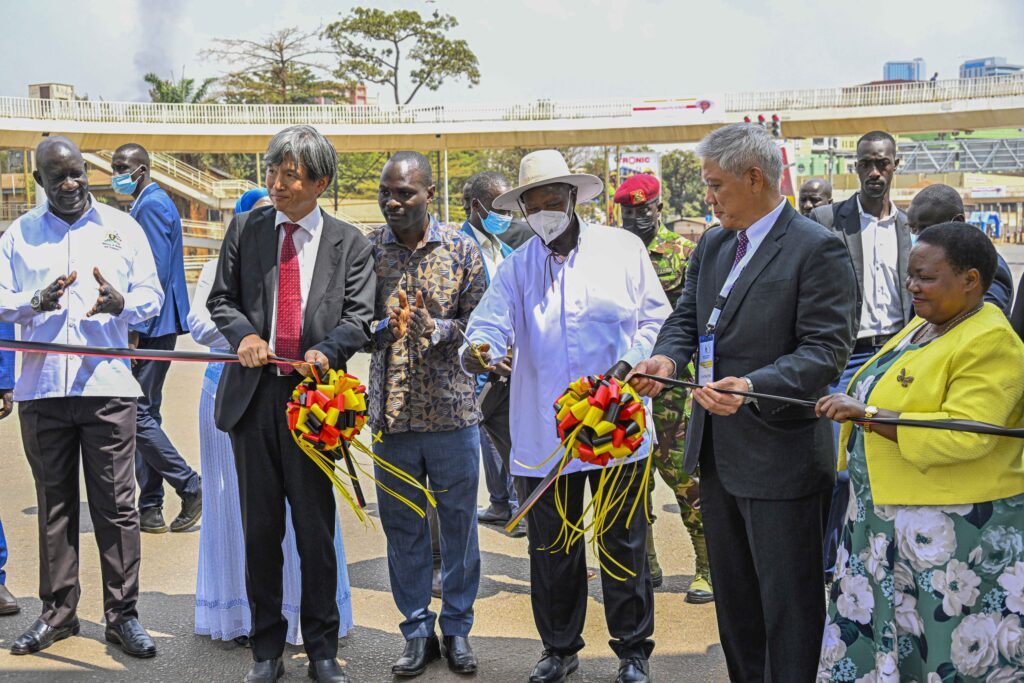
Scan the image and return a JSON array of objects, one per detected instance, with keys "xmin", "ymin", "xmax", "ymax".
[
  {"xmin": 367, "ymin": 151, "xmax": 487, "ymax": 678},
  {"xmin": 614, "ymin": 174, "xmax": 712, "ymax": 604}
]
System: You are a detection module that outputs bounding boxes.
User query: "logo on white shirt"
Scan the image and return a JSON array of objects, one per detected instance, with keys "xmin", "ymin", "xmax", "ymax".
[{"xmin": 101, "ymin": 231, "xmax": 123, "ymax": 251}]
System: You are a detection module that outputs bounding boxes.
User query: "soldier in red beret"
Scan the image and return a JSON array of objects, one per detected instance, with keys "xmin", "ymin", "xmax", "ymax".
[{"xmin": 613, "ymin": 175, "xmax": 712, "ymax": 605}]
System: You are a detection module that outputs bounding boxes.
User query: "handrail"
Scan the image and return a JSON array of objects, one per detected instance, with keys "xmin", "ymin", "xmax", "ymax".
[
  {"xmin": 1, "ymin": 74, "xmax": 1021, "ymax": 127},
  {"xmin": 91, "ymin": 150, "xmax": 257, "ymax": 199}
]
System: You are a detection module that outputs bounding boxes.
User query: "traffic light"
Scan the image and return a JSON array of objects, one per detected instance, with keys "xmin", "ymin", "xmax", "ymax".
[{"xmin": 771, "ymin": 114, "xmax": 781, "ymax": 138}]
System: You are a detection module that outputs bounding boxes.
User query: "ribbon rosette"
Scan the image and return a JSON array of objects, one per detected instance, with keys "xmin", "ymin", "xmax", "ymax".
[
  {"xmin": 286, "ymin": 369, "xmax": 436, "ymax": 522},
  {"xmin": 553, "ymin": 374, "xmax": 647, "ymax": 465}
]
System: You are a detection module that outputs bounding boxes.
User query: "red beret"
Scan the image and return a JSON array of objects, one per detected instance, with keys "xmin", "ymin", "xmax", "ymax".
[{"xmin": 613, "ymin": 174, "xmax": 661, "ymax": 206}]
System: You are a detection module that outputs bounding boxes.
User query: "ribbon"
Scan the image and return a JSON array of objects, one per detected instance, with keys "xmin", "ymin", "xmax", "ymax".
[
  {"xmin": 0, "ymin": 338, "xmax": 308, "ymax": 368},
  {"xmin": 632, "ymin": 372, "xmax": 1024, "ymax": 438}
]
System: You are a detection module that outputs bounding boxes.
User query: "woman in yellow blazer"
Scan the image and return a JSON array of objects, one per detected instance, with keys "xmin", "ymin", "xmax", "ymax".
[{"xmin": 813, "ymin": 223, "xmax": 1024, "ymax": 682}]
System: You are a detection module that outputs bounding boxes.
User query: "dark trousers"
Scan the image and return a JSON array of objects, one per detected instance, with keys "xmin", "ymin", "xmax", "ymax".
[
  {"xmin": 699, "ymin": 422, "xmax": 829, "ymax": 683},
  {"xmin": 479, "ymin": 379, "xmax": 517, "ymax": 510},
  {"xmin": 134, "ymin": 333, "xmax": 199, "ymax": 510},
  {"xmin": 515, "ymin": 460, "xmax": 655, "ymax": 660},
  {"xmin": 228, "ymin": 373, "xmax": 339, "ymax": 662},
  {"xmin": 19, "ymin": 397, "xmax": 141, "ymax": 627}
]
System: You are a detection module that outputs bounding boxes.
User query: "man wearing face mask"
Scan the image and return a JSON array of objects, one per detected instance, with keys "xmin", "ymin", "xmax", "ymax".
[
  {"xmin": 462, "ymin": 150, "xmax": 670, "ymax": 683},
  {"xmin": 458, "ymin": 172, "xmax": 527, "ymax": 537},
  {"xmin": 110, "ymin": 144, "xmax": 200, "ymax": 536},
  {"xmin": 613, "ymin": 174, "xmax": 712, "ymax": 604}
]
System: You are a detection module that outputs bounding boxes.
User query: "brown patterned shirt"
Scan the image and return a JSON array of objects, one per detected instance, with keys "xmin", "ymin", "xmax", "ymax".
[{"xmin": 367, "ymin": 217, "xmax": 486, "ymax": 434}]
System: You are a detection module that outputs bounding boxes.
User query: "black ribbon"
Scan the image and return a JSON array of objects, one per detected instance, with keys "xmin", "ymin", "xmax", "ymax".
[{"xmin": 0, "ymin": 338, "xmax": 304, "ymax": 366}]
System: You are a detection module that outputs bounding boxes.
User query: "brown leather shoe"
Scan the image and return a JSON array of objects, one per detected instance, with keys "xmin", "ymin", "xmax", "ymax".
[{"xmin": 0, "ymin": 584, "xmax": 19, "ymax": 616}]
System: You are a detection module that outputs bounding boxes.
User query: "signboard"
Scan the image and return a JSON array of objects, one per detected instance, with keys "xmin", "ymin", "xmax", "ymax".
[
  {"xmin": 619, "ymin": 152, "xmax": 660, "ymax": 180},
  {"xmin": 971, "ymin": 187, "xmax": 1007, "ymax": 199}
]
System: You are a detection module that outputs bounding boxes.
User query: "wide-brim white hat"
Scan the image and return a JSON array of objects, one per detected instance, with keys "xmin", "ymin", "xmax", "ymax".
[{"xmin": 492, "ymin": 149, "xmax": 604, "ymax": 211}]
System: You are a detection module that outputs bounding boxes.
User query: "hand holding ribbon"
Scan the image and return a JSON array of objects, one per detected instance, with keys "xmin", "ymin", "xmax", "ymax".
[{"xmin": 461, "ymin": 341, "xmax": 493, "ymax": 374}]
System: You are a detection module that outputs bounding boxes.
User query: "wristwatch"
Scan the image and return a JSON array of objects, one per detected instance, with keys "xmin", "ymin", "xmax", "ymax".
[
  {"xmin": 30, "ymin": 290, "xmax": 42, "ymax": 313},
  {"xmin": 863, "ymin": 405, "xmax": 879, "ymax": 433},
  {"xmin": 429, "ymin": 325, "xmax": 442, "ymax": 346}
]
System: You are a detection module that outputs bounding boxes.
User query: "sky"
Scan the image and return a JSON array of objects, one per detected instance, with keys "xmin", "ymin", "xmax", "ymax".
[{"xmin": 2, "ymin": 0, "xmax": 1023, "ymax": 106}]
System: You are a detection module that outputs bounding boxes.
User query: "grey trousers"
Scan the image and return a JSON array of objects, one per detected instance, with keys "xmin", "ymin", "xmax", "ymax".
[{"xmin": 19, "ymin": 397, "xmax": 142, "ymax": 628}]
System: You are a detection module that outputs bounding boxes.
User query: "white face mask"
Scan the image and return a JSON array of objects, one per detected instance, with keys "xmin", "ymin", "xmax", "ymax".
[{"xmin": 526, "ymin": 203, "xmax": 573, "ymax": 244}]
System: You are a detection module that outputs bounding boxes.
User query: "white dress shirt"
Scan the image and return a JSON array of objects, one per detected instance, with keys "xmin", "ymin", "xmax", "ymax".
[
  {"xmin": 463, "ymin": 221, "xmax": 671, "ymax": 477},
  {"xmin": 856, "ymin": 197, "xmax": 903, "ymax": 338},
  {"xmin": 188, "ymin": 259, "xmax": 229, "ymax": 351},
  {"xmin": 470, "ymin": 224, "xmax": 505, "ymax": 281},
  {"xmin": 269, "ymin": 206, "xmax": 323, "ymax": 353},
  {"xmin": 0, "ymin": 198, "xmax": 163, "ymax": 401}
]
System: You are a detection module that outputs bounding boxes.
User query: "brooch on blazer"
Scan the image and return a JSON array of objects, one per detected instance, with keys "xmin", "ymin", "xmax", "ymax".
[{"xmin": 896, "ymin": 368, "xmax": 914, "ymax": 388}]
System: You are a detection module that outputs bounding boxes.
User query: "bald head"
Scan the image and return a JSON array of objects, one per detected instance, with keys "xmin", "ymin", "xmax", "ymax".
[
  {"xmin": 798, "ymin": 178, "xmax": 832, "ymax": 217},
  {"xmin": 907, "ymin": 184, "xmax": 964, "ymax": 235},
  {"xmin": 34, "ymin": 136, "xmax": 90, "ymax": 223}
]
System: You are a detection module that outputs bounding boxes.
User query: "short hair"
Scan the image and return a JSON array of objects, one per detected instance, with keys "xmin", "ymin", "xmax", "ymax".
[
  {"xmin": 916, "ymin": 221, "xmax": 997, "ymax": 289},
  {"xmin": 857, "ymin": 130, "xmax": 897, "ymax": 152},
  {"xmin": 912, "ymin": 184, "xmax": 964, "ymax": 222},
  {"xmin": 464, "ymin": 171, "xmax": 511, "ymax": 204},
  {"xmin": 264, "ymin": 125, "xmax": 337, "ymax": 184},
  {"xmin": 696, "ymin": 123, "xmax": 783, "ymax": 190},
  {"xmin": 113, "ymin": 143, "xmax": 150, "ymax": 166},
  {"xmin": 387, "ymin": 151, "xmax": 433, "ymax": 186}
]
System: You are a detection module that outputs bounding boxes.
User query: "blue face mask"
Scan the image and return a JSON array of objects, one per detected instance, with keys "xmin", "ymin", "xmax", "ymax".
[
  {"xmin": 480, "ymin": 208, "xmax": 512, "ymax": 235},
  {"xmin": 910, "ymin": 233, "xmax": 919, "ymax": 245},
  {"xmin": 111, "ymin": 168, "xmax": 141, "ymax": 195}
]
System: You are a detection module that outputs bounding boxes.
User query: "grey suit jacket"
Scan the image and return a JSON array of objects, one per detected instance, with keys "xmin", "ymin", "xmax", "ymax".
[
  {"xmin": 810, "ymin": 193, "xmax": 914, "ymax": 330},
  {"xmin": 207, "ymin": 206, "xmax": 376, "ymax": 432},
  {"xmin": 652, "ymin": 202, "xmax": 857, "ymax": 500}
]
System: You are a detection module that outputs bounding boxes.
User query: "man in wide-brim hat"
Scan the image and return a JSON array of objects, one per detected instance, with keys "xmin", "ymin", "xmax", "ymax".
[{"xmin": 462, "ymin": 150, "xmax": 670, "ymax": 683}]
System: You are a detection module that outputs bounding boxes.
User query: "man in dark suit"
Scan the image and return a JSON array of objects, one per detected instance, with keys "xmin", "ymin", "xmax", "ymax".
[
  {"xmin": 208, "ymin": 125, "xmax": 375, "ymax": 683},
  {"xmin": 631, "ymin": 123, "xmax": 857, "ymax": 683},
  {"xmin": 809, "ymin": 130, "xmax": 914, "ymax": 581}
]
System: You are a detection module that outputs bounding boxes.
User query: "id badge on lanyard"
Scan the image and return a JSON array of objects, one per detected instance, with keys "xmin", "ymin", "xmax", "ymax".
[
  {"xmin": 697, "ymin": 334, "xmax": 714, "ymax": 385},
  {"xmin": 699, "ymin": 237, "xmax": 752, "ymax": 385}
]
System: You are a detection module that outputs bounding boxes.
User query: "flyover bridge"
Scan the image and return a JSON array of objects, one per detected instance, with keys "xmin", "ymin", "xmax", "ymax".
[{"xmin": 1, "ymin": 74, "xmax": 1023, "ymax": 153}]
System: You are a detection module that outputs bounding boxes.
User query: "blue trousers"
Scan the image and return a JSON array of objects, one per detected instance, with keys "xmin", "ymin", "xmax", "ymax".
[
  {"xmin": 134, "ymin": 333, "xmax": 200, "ymax": 510},
  {"xmin": 0, "ymin": 515, "xmax": 7, "ymax": 584},
  {"xmin": 374, "ymin": 426, "xmax": 481, "ymax": 640},
  {"xmin": 480, "ymin": 426, "xmax": 517, "ymax": 511},
  {"xmin": 823, "ymin": 348, "xmax": 878, "ymax": 575}
]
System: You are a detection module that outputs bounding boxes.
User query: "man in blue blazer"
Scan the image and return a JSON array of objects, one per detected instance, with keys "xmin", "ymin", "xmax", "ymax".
[{"xmin": 111, "ymin": 144, "xmax": 200, "ymax": 534}]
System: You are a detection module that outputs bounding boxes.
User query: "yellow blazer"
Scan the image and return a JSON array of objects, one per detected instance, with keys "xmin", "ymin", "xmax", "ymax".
[{"xmin": 839, "ymin": 304, "xmax": 1024, "ymax": 505}]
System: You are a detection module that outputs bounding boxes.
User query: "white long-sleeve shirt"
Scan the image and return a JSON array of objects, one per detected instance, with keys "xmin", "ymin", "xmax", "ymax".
[
  {"xmin": 188, "ymin": 259, "xmax": 229, "ymax": 351},
  {"xmin": 0, "ymin": 199, "xmax": 163, "ymax": 400},
  {"xmin": 463, "ymin": 221, "xmax": 671, "ymax": 477}
]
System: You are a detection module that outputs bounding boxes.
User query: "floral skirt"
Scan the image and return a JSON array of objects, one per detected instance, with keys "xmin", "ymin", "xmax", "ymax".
[{"xmin": 817, "ymin": 455, "xmax": 1024, "ymax": 683}]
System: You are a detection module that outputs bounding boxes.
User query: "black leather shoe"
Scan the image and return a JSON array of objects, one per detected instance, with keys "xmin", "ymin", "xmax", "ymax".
[
  {"xmin": 105, "ymin": 618, "xmax": 156, "ymax": 658},
  {"xmin": 530, "ymin": 651, "xmax": 579, "ymax": 683},
  {"xmin": 140, "ymin": 507, "xmax": 168, "ymax": 534},
  {"xmin": 171, "ymin": 482, "xmax": 203, "ymax": 532},
  {"xmin": 442, "ymin": 635, "xmax": 477, "ymax": 674},
  {"xmin": 508, "ymin": 519, "xmax": 528, "ymax": 538},
  {"xmin": 477, "ymin": 504, "xmax": 511, "ymax": 524},
  {"xmin": 308, "ymin": 658, "xmax": 348, "ymax": 682},
  {"xmin": 244, "ymin": 658, "xmax": 283, "ymax": 682},
  {"xmin": 392, "ymin": 634, "xmax": 441, "ymax": 677},
  {"xmin": 0, "ymin": 584, "xmax": 20, "ymax": 615},
  {"xmin": 616, "ymin": 656, "xmax": 651, "ymax": 683},
  {"xmin": 11, "ymin": 616, "xmax": 80, "ymax": 655}
]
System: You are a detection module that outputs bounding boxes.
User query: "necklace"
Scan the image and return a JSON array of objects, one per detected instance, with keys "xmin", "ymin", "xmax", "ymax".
[{"xmin": 913, "ymin": 303, "xmax": 983, "ymax": 343}]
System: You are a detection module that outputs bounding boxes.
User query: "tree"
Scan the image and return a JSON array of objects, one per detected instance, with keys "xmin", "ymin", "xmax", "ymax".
[
  {"xmin": 143, "ymin": 70, "xmax": 216, "ymax": 104},
  {"xmin": 324, "ymin": 8, "xmax": 480, "ymax": 105},
  {"xmin": 660, "ymin": 149, "xmax": 707, "ymax": 218},
  {"xmin": 200, "ymin": 26, "xmax": 334, "ymax": 104}
]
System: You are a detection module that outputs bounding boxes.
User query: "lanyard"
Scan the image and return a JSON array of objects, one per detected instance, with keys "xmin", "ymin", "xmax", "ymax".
[{"xmin": 705, "ymin": 237, "xmax": 757, "ymax": 333}]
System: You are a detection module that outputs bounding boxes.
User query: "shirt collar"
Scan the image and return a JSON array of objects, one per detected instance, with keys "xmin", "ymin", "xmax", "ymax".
[
  {"xmin": 856, "ymin": 196, "xmax": 897, "ymax": 225},
  {"xmin": 45, "ymin": 194, "xmax": 100, "ymax": 229},
  {"xmin": 467, "ymin": 221, "xmax": 500, "ymax": 251},
  {"xmin": 740, "ymin": 198, "xmax": 786, "ymax": 251},
  {"xmin": 130, "ymin": 182, "xmax": 160, "ymax": 211},
  {"xmin": 275, "ymin": 205, "xmax": 323, "ymax": 235},
  {"xmin": 381, "ymin": 214, "xmax": 443, "ymax": 246}
]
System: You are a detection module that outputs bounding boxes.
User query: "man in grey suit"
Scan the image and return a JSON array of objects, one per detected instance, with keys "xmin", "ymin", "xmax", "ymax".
[
  {"xmin": 631, "ymin": 123, "xmax": 857, "ymax": 683},
  {"xmin": 809, "ymin": 130, "xmax": 914, "ymax": 582},
  {"xmin": 208, "ymin": 125, "xmax": 375, "ymax": 683}
]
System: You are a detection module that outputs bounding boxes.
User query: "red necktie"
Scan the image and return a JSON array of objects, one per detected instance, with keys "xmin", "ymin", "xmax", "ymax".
[{"xmin": 276, "ymin": 223, "xmax": 302, "ymax": 374}]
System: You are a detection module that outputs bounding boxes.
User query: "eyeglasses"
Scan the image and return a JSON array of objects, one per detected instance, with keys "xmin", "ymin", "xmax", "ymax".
[{"xmin": 855, "ymin": 158, "xmax": 896, "ymax": 173}]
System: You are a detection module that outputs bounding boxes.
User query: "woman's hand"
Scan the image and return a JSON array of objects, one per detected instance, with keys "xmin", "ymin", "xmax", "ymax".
[{"xmin": 816, "ymin": 394, "xmax": 867, "ymax": 423}]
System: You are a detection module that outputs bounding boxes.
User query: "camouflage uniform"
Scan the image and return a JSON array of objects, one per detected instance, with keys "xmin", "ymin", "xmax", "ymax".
[{"xmin": 644, "ymin": 226, "xmax": 713, "ymax": 602}]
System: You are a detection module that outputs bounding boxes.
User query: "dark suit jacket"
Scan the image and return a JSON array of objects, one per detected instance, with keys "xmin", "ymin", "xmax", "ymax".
[
  {"xmin": 652, "ymin": 202, "xmax": 857, "ymax": 500},
  {"xmin": 989, "ymin": 254, "xmax": 1015, "ymax": 315},
  {"xmin": 810, "ymin": 193, "xmax": 914, "ymax": 330},
  {"xmin": 207, "ymin": 206, "xmax": 376, "ymax": 431}
]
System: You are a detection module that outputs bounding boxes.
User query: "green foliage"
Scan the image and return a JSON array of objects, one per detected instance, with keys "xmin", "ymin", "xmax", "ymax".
[
  {"xmin": 660, "ymin": 149, "xmax": 707, "ymax": 218},
  {"xmin": 143, "ymin": 70, "xmax": 216, "ymax": 104},
  {"xmin": 324, "ymin": 8, "xmax": 480, "ymax": 105}
]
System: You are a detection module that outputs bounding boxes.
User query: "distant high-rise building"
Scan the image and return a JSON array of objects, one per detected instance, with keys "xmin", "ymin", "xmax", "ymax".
[
  {"xmin": 960, "ymin": 57, "xmax": 1023, "ymax": 78},
  {"xmin": 883, "ymin": 58, "xmax": 925, "ymax": 81}
]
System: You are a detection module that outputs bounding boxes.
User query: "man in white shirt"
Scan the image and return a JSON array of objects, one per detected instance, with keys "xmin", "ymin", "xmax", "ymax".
[
  {"xmin": 0, "ymin": 137, "xmax": 163, "ymax": 658},
  {"xmin": 808, "ymin": 130, "xmax": 913, "ymax": 583},
  {"xmin": 462, "ymin": 150, "xmax": 670, "ymax": 683}
]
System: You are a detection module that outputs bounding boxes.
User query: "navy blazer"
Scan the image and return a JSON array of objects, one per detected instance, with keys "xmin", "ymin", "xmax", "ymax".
[{"xmin": 130, "ymin": 183, "xmax": 190, "ymax": 337}]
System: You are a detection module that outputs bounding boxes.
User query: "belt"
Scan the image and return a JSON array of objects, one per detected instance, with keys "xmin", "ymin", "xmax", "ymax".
[{"xmin": 854, "ymin": 334, "xmax": 895, "ymax": 351}]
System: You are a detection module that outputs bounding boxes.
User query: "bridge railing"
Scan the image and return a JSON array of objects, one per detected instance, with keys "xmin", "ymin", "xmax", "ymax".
[{"xmin": 1, "ymin": 74, "xmax": 1022, "ymax": 127}]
